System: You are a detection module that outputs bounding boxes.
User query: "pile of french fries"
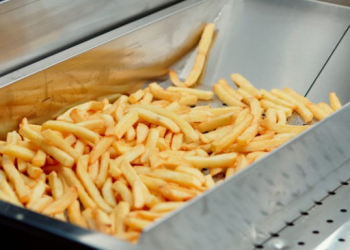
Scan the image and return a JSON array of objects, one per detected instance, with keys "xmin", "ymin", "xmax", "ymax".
[{"xmin": 0, "ymin": 23, "xmax": 343, "ymax": 244}]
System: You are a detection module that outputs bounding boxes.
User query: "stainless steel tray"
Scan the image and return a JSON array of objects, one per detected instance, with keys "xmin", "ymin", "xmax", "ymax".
[{"xmin": 0, "ymin": 0, "xmax": 350, "ymax": 249}]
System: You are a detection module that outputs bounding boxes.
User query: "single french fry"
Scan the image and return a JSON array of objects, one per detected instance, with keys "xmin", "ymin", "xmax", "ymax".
[
  {"xmin": 136, "ymin": 123, "xmax": 149, "ymax": 145},
  {"xmin": 204, "ymin": 174, "xmax": 215, "ymax": 189},
  {"xmin": 48, "ymin": 171, "xmax": 64, "ymax": 200},
  {"xmin": 237, "ymin": 123, "xmax": 259, "ymax": 146},
  {"xmin": 0, "ymin": 144, "xmax": 36, "ymax": 162},
  {"xmin": 218, "ymin": 78, "xmax": 244, "ymax": 101},
  {"xmin": 146, "ymin": 169, "xmax": 201, "ymax": 189},
  {"xmin": 230, "ymin": 73, "xmax": 261, "ymax": 98},
  {"xmin": 95, "ymin": 151, "xmax": 110, "ymax": 189},
  {"xmin": 42, "ymin": 120, "xmax": 99, "ymax": 144},
  {"xmin": 167, "ymin": 86, "xmax": 213, "ymax": 100},
  {"xmin": 184, "ymin": 153, "xmax": 237, "ymax": 168},
  {"xmin": 276, "ymin": 109, "xmax": 287, "ymax": 125},
  {"xmin": 114, "ymin": 201, "xmax": 130, "ymax": 235},
  {"xmin": 129, "ymin": 89, "xmax": 145, "ymax": 104},
  {"xmin": 236, "ymin": 154, "xmax": 249, "ymax": 172},
  {"xmin": 114, "ymin": 111, "xmax": 139, "ymax": 139},
  {"xmin": 89, "ymin": 136, "xmax": 114, "ymax": 164},
  {"xmin": 102, "ymin": 177, "xmax": 117, "ymax": 208},
  {"xmin": 67, "ymin": 200, "xmax": 88, "ymax": 228},
  {"xmin": 213, "ymin": 83, "xmax": 247, "ymax": 108},
  {"xmin": 228, "ymin": 137, "xmax": 291, "ymax": 152},
  {"xmin": 169, "ymin": 70, "xmax": 186, "ymax": 87},
  {"xmin": 329, "ymin": 92, "xmax": 342, "ymax": 111},
  {"xmin": 317, "ymin": 102, "xmax": 333, "ymax": 116},
  {"xmin": 112, "ymin": 181, "xmax": 133, "ymax": 207},
  {"xmin": 184, "ymin": 23, "xmax": 215, "ymax": 87},
  {"xmin": 260, "ymin": 119, "xmax": 309, "ymax": 134},
  {"xmin": 150, "ymin": 201, "xmax": 184, "ymax": 213},
  {"xmin": 196, "ymin": 112, "xmax": 236, "ymax": 133},
  {"xmin": 149, "ymin": 82, "xmax": 181, "ymax": 102}
]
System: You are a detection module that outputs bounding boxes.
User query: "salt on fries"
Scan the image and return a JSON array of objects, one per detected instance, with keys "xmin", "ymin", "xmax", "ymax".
[{"xmin": 0, "ymin": 22, "xmax": 343, "ymax": 245}]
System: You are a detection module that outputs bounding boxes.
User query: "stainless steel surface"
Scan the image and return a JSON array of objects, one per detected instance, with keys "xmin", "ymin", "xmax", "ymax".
[
  {"xmin": 0, "ymin": 0, "xmax": 181, "ymax": 76},
  {"xmin": 306, "ymin": 29, "xmax": 350, "ymax": 106},
  {"xmin": 263, "ymin": 180, "xmax": 350, "ymax": 250},
  {"xmin": 0, "ymin": 0, "xmax": 349, "ymax": 249},
  {"xmin": 200, "ymin": 0, "xmax": 350, "ymax": 96},
  {"xmin": 0, "ymin": 0, "xmax": 224, "ymax": 139}
]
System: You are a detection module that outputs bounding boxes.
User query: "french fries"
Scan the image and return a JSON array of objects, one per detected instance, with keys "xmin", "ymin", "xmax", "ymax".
[{"xmin": 0, "ymin": 21, "xmax": 342, "ymax": 245}]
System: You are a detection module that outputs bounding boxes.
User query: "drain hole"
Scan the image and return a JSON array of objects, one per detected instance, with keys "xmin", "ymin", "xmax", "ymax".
[
  {"xmin": 312, "ymin": 230, "xmax": 319, "ymax": 234},
  {"xmin": 341, "ymin": 181, "xmax": 349, "ymax": 185},
  {"xmin": 222, "ymin": 103, "xmax": 227, "ymax": 106},
  {"xmin": 339, "ymin": 238, "xmax": 345, "ymax": 242},
  {"xmin": 298, "ymin": 242, "xmax": 305, "ymax": 246},
  {"xmin": 270, "ymin": 233, "xmax": 279, "ymax": 237},
  {"xmin": 255, "ymin": 244, "xmax": 264, "ymax": 249},
  {"xmin": 286, "ymin": 222, "xmax": 294, "ymax": 226},
  {"xmin": 326, "ymin": 219, "xmax": 334, "ymax": 223},
  {"xmin": 315, "ymin": 201, "xmax": 323, "ymax": 205},
  {"xmin": 328, "ymin": 191, "xmax": 336, "ymax": 195},
  {"xmin": 340, "ymin": 209, "xmax": 347, "ymax": 213},
  {"xmin": 301, "ymin": 211, "xmax": 309, "ymax": 216}
]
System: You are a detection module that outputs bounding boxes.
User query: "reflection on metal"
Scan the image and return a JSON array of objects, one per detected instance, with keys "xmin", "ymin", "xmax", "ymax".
[
  {"xmin": 0, "ymin": 0, "xmax": 223, "ymax": 139},
  {"xmin": 0, "ymin": 0, "xmax": 181, "ymax": 76}
]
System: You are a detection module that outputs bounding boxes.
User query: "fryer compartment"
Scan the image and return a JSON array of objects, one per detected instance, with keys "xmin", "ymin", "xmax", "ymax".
[{"xmin": 0, "ymin": 0, "xmax": 349, "ymax": 249}]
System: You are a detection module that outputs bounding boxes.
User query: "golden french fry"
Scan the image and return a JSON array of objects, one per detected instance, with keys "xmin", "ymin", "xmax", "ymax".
[
  {"xmin": 0, "ymin": 144, "xmax": 36, "ymax": 162},
  {"xmin": 146, "ymin": 169, "xmax": 201, "ymax": 189},
  {"xmin": 89, "ymin": 136, "xmax": 114, "ymax": 164},
  {"xmin": 260, "ymin": 89, "xmax": 296, "ymax": 109},
  {"xmin": 67, "ymin": 200, "xmax": 88, "ymax": 228},
  {"xmin": 114, "ymin": 111, "xmax": 139, "ymax": 139},
  {"xmin": 317, "ymin": 102, "xmax": 333, "ymax": 116},
  {"xmin": 129, "ymin": 107, "xmax": 180, "ymax": 133},
  {"xmin": 260, "ymin": 119, "xmax": 309, "ymax": 134},
  {"xmin": 329, "ymin": 92, "xmax": 342, "ymax": 111},
  {"xmin": 213, "ymin": 83, "xmax": 247, "ymax": 108},
  {"xmin": 184, "ymin": 23, "xmax": 215, "ymax": 87},
  {"xmin": 196, "ymin": 112, "xmax": 236, "ymax": 133},
  {"xmin": 42, "ymin": 120, "xmax": 99, "ymax": 144},
  {"xmin": 184, "ymin": 153, "xmax": 237, "ymax": 168},
  {"xmin": 112, "ymin": 181, "xmax": 133, "ymax": 207},
  {"xmin": 230, "ymin": 73, "xmax": 261, "ymax": 98},
  {"xmin": 102, "ymin": 177, "xmax": 117, "ymax": 208},
  {"xmin": 237, "ymin": 123, "xmax": 259, "ymax": 146},
  {"xmin": 149, "ymin": 82, "xmax": 181, "ymax": 102},
  {"xmin": 167, "ymin": 86, "xmax": 213, "ymax": 100},
  {"xmin": 150, "ymin": 201, "xmax": 184, "ymax": 213}
]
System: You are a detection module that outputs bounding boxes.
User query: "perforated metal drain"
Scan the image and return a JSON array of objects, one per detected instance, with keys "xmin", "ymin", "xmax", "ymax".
[{"xmin": 255, "ymin": 180, "xmax": 350, "ymax": 250}]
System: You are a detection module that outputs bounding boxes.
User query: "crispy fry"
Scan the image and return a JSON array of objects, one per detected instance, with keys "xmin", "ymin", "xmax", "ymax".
[{"xmin": 329, "ymin": 92, "xmax": 342, "ymax": 111}]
